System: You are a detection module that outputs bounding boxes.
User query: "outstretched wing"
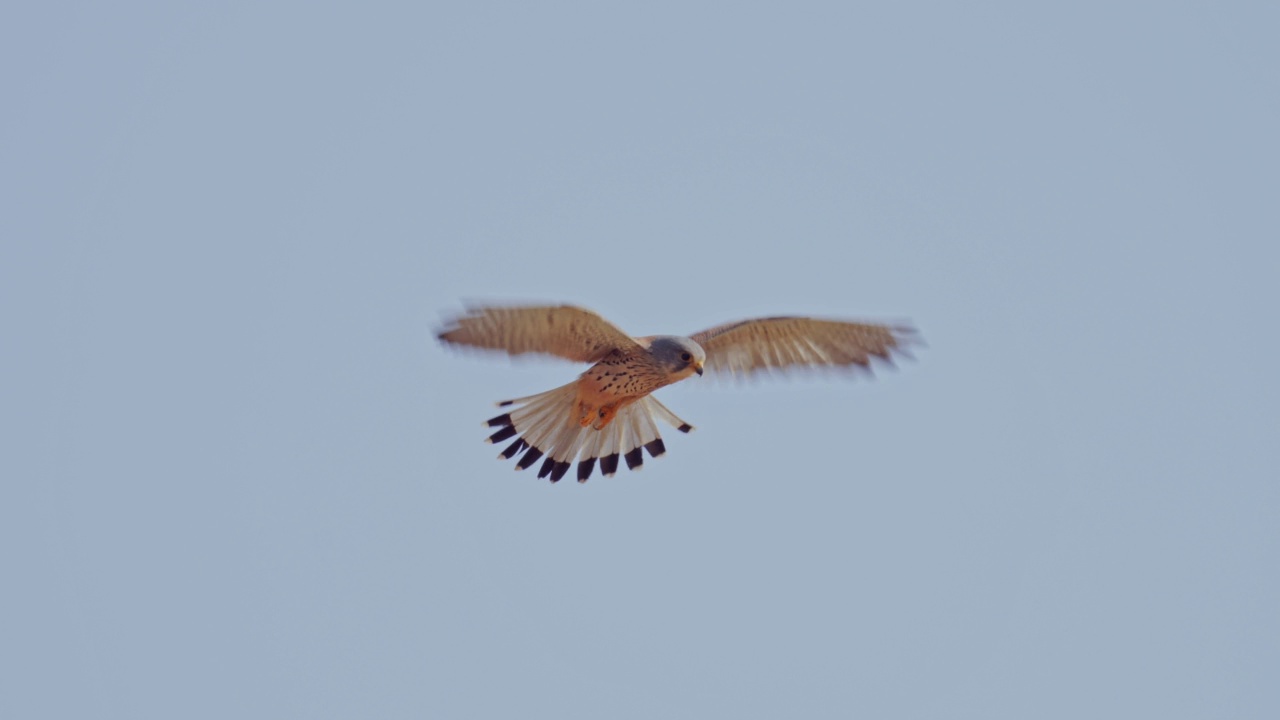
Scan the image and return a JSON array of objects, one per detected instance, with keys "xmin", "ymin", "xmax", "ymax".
[
  {"xmin": 437, "ymin": 304, "xmax": 642, "ymax": 363},
  {"xmin": 690, "ymin": 316, "xmax": 918, "ymax": 378}
]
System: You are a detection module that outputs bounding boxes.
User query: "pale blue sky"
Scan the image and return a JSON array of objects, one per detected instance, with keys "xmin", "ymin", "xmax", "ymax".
[{"xmin": 3, "ymin": 2, "xmax": 1278, "ymax": 718}]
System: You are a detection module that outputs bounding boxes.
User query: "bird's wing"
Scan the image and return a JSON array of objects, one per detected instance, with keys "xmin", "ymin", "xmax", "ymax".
[
  {"xmin": 437, "ymin": 304, "xmax": 643, "ymax": 363},
  {"xmin": 689, "ymin": 316, "xmax": 918, "ymax": 378}
]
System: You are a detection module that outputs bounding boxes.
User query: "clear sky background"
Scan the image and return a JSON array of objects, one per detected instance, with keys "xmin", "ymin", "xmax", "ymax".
[{"xmin": 4, "ymin": 2, "xmax": 1278, "ymax": 718}]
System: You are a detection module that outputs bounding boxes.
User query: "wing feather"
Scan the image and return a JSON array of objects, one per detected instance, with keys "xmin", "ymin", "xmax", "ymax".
[
  {"xmin": 437, "ymin": 304, "xmax": 641, "ymax": 363},
  {"xmin": 690, "ymin": 316, "xmax": 918, "ymax": 378}
]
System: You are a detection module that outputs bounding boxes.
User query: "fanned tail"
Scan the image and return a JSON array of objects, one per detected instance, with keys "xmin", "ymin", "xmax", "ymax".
[{"xmin": 484, "ymin": 384, "xmax": 694, "ymax": 483}]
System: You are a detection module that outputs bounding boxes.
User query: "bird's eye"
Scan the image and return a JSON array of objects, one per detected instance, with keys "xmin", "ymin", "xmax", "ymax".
[{"xmin": 680, "ymin": 352, "xmax": 692, "ymax": 362}]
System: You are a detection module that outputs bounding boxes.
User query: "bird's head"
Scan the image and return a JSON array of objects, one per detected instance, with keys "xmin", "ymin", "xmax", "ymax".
[{"xmin": 647, "ymin": 336, "xmax": 706, "ymax": 381}]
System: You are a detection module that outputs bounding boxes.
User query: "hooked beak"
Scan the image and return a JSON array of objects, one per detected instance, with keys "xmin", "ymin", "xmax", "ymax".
[{"xmin": 694, "ymin": 363, "xmax": 704, "ymax": 376}]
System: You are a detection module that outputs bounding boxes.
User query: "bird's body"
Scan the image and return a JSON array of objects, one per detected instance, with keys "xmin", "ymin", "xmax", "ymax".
[
  {"xmin": 573, "ymin": 349, "xmax": 663, "ymax": 429},
  {"xmin": 437, "ymin": 304, "xmax": 917, "ymax": 483},
  {"xmin": 571, "ymin": 336, "xmax": 705, "ymax": 429}
]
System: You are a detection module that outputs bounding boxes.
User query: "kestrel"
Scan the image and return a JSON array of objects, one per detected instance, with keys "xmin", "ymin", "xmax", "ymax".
[{"xmin": 437, "ymin": 303, "xmax": 919, "ymax": 483}]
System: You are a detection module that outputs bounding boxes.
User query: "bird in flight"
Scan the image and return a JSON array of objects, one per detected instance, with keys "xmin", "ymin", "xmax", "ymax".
[{"xmin": 437, "ymin": 303, "xmax": 919, "ymax": 483}]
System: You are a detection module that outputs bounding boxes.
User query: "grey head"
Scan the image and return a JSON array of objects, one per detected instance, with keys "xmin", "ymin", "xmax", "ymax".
[{"xmin": 646, "ymin": 336, "xmax": 706, "ymax": 379}]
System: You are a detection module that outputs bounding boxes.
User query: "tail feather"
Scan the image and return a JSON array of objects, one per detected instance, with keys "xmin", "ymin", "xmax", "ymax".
[
  {"xmin": 582, "ymin": 425, "xmax": 610, "ymax": 467},
  {"xmin": 594, "ymin": 417, "xmax": 622, "ymax": 477},
  {"xmin": 483, "ymin": 383, "xmax": 694, "ymax": 483},
  {"xmin": 648, "ymin": 397, "xmax": 696, "ymax": 434},
  {"xmin": 637, "ymin": 403, "xmax": 662, "ymax": 453}
]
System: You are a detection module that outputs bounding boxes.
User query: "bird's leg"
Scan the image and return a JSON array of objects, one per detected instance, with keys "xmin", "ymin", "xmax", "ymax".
[
  {"xmin": 576, "ymin": 400, "xmax": 619, "ymax": 429},
  {"xmin": 575, "ymin": 371, "xmax": 634, "ymax": 429},
  {"xmin": 592, "ymin": 403, "xmax": 619, "ymax": 430},
  {"xmin": 576, "ymin": 400, "xmax": 595, "ymax": 428}
]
